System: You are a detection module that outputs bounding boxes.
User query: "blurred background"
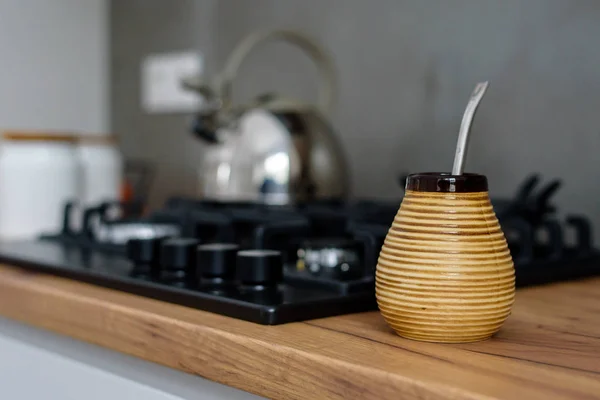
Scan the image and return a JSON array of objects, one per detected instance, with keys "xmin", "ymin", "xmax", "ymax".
[
  {"xmin": 1, "ymin": 0, "xmax": 600, "ymax": 239},
  {"xmin": 111, "ymin": 0, "xmax": 600, "ymax": 224}
]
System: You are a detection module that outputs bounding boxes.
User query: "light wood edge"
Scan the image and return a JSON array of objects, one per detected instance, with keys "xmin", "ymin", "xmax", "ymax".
[
  {"xmin": 2, "ymin": 131, "xmax": 77, "ymax": 142},
  {"xmin": 0, "ymin": 264, "xmax": 598, "ymax": 400}
]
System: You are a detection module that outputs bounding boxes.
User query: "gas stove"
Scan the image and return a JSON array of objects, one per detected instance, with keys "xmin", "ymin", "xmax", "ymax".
[{"xmin": 0, "ymin": 174, "xmax": 598, "ymax": 324}]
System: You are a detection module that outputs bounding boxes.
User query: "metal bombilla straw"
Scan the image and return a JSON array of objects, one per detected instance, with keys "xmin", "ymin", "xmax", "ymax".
[{"xmin": 452, "ymin": 82, "xmax": 489, "ymax": 175}]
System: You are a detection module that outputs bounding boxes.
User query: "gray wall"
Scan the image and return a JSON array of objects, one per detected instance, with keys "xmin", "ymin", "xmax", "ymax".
[
  {"xmin": 111, "ymin": 0, "xmax": 600, "ymax": 239},
  {"xmin": 0, "ymin": 0, "xmax": 108, "ymax": 133}
]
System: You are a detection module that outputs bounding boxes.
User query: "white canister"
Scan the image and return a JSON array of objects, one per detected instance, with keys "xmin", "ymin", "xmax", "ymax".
[
  {"xmin": 76, "ymin": 135, "xmax": 123, "ymax": 207},
  {"xmin": 0, "ymin": 131, "xmax": 78, "ymax": 240}
]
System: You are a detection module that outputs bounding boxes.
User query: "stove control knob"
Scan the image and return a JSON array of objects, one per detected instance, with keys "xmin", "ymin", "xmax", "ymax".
[
  {"xmin": 160, "ymin": 238, "xmax": 200, "ymax": 286},
  {"xmin": 197, "ymin": 243, "xmax": 239, "ymax": 284},
  {"xmin": 127, "ymin": 236, "xmax": 164, "ymax": 264},
  {"xmin": 236, "ymin": 250, "xmax": 283, "ymax": 287},
  {"xmin": 126, "ymin": 236, "xmax": 169, "ymax": 278}
]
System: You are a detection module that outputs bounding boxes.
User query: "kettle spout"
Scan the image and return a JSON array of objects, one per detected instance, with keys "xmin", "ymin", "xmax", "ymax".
[
  {"xmin": 181, "ymin": 75, "xmax": 222, "ymax": 144},
  {"xmin": 191, "ymin": 113, "xmax": 219, "ymax": 144},
  {"xmin": 181, "ymin": 75, "xmax": 217, "ymax": 99}
]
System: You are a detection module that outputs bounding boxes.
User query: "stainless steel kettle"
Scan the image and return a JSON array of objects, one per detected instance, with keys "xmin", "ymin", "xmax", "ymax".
[{"xmin": 182, "ymin": 29, "xmax": 349, "ymax": 205}]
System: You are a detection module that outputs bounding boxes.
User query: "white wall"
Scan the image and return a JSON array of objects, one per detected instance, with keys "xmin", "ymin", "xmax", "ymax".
[{"xmin": 0, "ymin": 0, "xmax": 108, "ymax": 133}]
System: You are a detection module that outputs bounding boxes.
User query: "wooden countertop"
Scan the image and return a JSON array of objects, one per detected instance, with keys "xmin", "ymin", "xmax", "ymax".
[{"xmin": 0, "ymin": 264, "xmax": 598, "ymax": 400}]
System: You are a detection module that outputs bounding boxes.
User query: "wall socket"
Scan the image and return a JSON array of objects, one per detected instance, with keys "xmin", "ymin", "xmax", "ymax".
[{"xmin": 141, "ymin": 51, "xmax": 203, "ymax": 113}]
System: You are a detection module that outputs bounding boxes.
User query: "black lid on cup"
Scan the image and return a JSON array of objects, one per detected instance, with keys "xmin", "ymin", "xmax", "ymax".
[{"xmin": 405, "ymin": 173, "xmax": 488, "ymax": 193}]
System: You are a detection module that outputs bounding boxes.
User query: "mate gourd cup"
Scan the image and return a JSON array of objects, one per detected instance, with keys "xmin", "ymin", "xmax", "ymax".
[{"xmin": 376, "ymin": 173, "xmax": 515, "ymax": 343}]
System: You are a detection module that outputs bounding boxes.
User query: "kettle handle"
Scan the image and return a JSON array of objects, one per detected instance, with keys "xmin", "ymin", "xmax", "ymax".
[{"xmin": 219, "ymin": 29, "xmax": 337, "ymax": 116}]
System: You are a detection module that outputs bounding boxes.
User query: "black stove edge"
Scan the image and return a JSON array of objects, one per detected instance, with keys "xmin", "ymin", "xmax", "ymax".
[
  {"xmin": 514, "ymin": 252, "xmax": 600, "ymax": 287},
  {"xmin": 1, "ymin": 240, "xmax": 600, "ymax": 325},
  {"xmin": 0, "ymin": 244, "xmax": 377, "ymax": 325},
  {"xmin": 0, "ymin": 251, "xmax": 271, "ymax": 323},
  {"xmin": 261, "ymin": 294, "xmax": 377, "ymax": 325}
]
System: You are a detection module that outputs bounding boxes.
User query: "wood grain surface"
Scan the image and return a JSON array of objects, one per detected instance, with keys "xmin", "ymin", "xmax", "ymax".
[
  {"xmin": 0, "ymin": 264, "xmax": 598, "ymax": 400},
  {"xmin": 377, "ymin": 190, "xmax": 515, "ymax": 343}
]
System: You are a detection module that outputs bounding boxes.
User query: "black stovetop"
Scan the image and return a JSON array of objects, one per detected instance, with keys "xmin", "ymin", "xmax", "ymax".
[{"xmin": 0, "ymin": 174, "xmax": 598, "ymax": 325}]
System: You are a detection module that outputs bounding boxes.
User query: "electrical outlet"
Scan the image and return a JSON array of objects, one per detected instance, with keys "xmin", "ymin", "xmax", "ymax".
[{"xmin": 141, "ymin": 51, "xmax": 203, "ymax": 113}]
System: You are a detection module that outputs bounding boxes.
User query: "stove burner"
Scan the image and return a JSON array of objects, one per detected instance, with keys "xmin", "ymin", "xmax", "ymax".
[
  {"xmin": 297, "ymin": 238, "xmax": 362, "ymax": 280},
  {"xmin": 0, "ymin": 174, "xmax": 598, "ymax": 324}
]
